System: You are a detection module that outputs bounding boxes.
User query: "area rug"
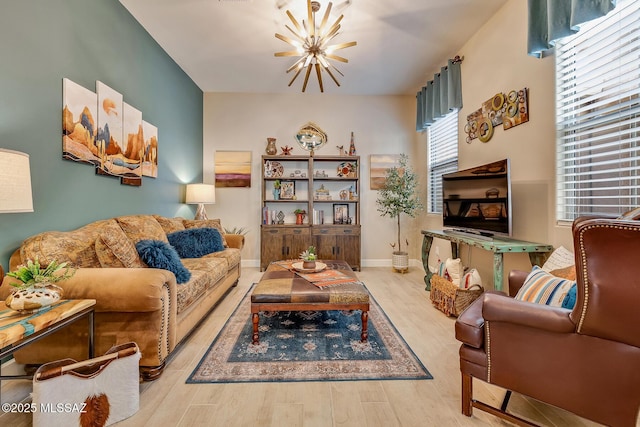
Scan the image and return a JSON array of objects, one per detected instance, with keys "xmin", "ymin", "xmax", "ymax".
[{"xmin": 187, "ymin": 284, "xmax": 432, "ymax": 383}]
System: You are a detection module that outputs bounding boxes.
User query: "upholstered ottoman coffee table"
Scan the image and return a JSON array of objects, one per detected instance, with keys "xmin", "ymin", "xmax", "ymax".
[{"xmin": 251, "ymin": 260, "xmax": 370, "ymax": 344}]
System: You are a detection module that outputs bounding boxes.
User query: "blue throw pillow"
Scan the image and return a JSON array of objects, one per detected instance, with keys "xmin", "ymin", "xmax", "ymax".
[
  {"xmin": 562, "ymin": 283, "xmax": 577, "ymax": 309},
  {"xmin": 166, "ymin": 227, "xmax": 224, "ymax": 258},
  {"xmin": 135, "ymin": 239, "xmax": 191, "ymax": 284}
]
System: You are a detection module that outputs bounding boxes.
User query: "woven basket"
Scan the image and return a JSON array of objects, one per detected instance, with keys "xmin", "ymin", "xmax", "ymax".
[{"xmin": 429, "ymin": 274, "xmax": 484, "ymax": 317}]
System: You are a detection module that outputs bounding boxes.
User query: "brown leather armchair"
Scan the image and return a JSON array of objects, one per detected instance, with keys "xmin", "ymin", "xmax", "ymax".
[{"xmin": 455, "ymin": 216, "xmax": 640, "ymax": 426}]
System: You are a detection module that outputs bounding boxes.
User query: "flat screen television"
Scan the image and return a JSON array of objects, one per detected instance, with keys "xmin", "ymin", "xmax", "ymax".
[{"xmin": 442, "ymin": 158, "xmax": 512, "ymax": 237}]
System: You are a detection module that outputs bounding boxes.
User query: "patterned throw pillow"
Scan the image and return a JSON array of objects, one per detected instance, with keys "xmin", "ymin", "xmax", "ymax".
[
  {"xmin": 515, "ymin": 266, "xmax": 576, "ymax": 307},
  {"xmin": 135, "ymin": 240, "xmax": 191, "ymax": 284},
  {"xmin": 117, "ymin": 215, "xmax": 169, "ymax": 244},
  {"xmin": 95, "ymin": 221, "xmax": 147, "ymax": 268},
  {"xmin": 182, "ymin": 219, "xmax": 228, "ymax": 247},
  {"xmin": 153, "ymin": 215, "xmax": 187, "ymax": 234},
  {"xmin": 167, "ymin": 228, "xmax": 224, "ymax": 258}
]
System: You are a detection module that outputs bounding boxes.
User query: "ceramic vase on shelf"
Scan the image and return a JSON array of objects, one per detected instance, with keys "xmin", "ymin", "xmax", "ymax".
[
  {"xmin": 273, "ymin": 188, "xmax": 280, "ymax": 200},
  {"xmin": 5, "ymin": 283, "xmax": 63, "ymax": 312},
  {"xmin": 265, "ymin": 137, "xmax": 277, "ymax": 155},
  {"xmin": 295, "ymin": 213, "xmax": 305, "ymax": 225}
]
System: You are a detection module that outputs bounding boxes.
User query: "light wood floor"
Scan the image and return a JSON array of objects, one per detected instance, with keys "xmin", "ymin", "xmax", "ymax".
[{"xmin": 1, "ymin": 267, "xmax": 608, "ymax": 426}]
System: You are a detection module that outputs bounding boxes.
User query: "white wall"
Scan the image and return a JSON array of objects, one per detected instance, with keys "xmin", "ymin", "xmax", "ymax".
[
  {"xmin": 417, "ymin": 0, "xmax": 574, "ymax": 289},
  {"xmin": 203, "ymin": 93, "xmax": 420, "ymax": 267}
]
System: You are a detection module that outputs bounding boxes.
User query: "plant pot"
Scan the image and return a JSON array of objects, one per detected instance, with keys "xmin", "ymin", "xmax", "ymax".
[
  {"xmin": 5, "ymin": 283, "xmax": 63, "ymax": 312},
  {"xmin": 392, "ymin": 251, "xmax": 409, "ymax": 273},
  {"xmin": 295, "ymin": 213, "xmax": 305, "ymax": 225},
  {"xmin": 302, "ymin": 260, "xmax": 316, "ymax": 270}
]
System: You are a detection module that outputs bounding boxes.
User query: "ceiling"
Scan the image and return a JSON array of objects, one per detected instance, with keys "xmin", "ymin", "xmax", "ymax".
[{"xmin": 119, "ymin": 0, "xmax": 508, "ymax": 96}]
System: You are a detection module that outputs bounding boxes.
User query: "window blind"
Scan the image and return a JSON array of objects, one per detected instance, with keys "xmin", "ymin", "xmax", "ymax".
[
  {"xmin": 555, "ymin": 0, "xmax": 640, "ymax": 221},
  {"xmin": 428, "ymin": 111, "xmax": 459, "ymax": 213}
]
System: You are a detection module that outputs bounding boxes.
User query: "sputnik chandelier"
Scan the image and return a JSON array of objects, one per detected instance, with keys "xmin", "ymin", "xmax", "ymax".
[{"xmin": 274, "ymin": 0, "xmax": 357, "ymax": 92}]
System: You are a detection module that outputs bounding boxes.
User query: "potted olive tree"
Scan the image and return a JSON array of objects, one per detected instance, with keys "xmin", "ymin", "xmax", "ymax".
[{"xmin": 376, "ymin": 154, "xmax": 422, "ymax": 272}]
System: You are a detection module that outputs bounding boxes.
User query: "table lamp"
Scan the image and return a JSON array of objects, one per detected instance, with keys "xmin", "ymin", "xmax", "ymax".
[
  {"xmin": 185, "ymin": 183, "xmax": 215, "ymax": 220},
  {"xmin": 0, "ymin": 148, "xmax": 34, "ymax": 278}
]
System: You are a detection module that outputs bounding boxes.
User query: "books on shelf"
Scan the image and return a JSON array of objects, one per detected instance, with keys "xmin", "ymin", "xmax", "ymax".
[{"xmin": 312, "ymin": 209, "xmax": 325, "ymax": 225}]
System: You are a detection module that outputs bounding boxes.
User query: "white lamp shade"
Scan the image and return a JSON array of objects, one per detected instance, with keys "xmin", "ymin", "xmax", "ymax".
[
  {"xmin": 0, "ymin": 148, "xmax": 34, "ymax": 213},
  {"xmin": 185, "ymin": 183, "xmax": 216, "ymax": 205}
]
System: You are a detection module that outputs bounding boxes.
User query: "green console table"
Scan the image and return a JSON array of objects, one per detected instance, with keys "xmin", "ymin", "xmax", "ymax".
[{"xmin": 421, "ymin": 230, "xmax": 553, "ymax": 292}]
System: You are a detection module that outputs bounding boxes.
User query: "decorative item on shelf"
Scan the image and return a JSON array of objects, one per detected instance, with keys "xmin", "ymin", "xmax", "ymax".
[
  {"xmin": 295, "ymin": 122, "xmax": 327, "ymax": 156},
  {"xmin": 280, "ymin": 180, "xmax": 295, "ymax": 199},
  {"xmin": 274, "ymin": 0, "xmax": 357, "ymax": 92},
  {"xmin": 336, "ymin": 145, "xmax": 344, "ymax": 155},
  {"xmin": 375, "ymin": 153, "xmax": 423, "ymax": 273},
  {"xmin": 294, "ymin": 209, "xmax": 306, "ymax": 225},
  {"xmin": 185, "ymin": 183, "xmax": 216, "ymax": 220},
  {"xmin": 273, "ymin": 179, "xmax": 281, "ymax": 200},
  {"xmin": 339, "ymin": 190, "xmax": 348, "ymax": 200},
  {"xmin": 265, "ymin": 160, "xmax": 284, "ymax": 178},
  {"xmin": 5, "ymin": 258, "xmax": 75, "ymax": 312},
  {"xmin": 333, "ymin": 204, "xmax": 349, "ymax": 224},
  {"xmin": 265, "ymin": 137, "xmax": 277, "ymax": 155},
  {"xmin": 315, "ymin": 184, "xmax": 331, "ymax": 200},
  {"xmin": 349, "ymin": 185, "xmax": 358, "ymax": 200},
  {"xmin": 277, "ymin": 211, "xmax": 285, "ymax": 224},
  {"xmin": 485, "ymin": 187, "xmax": 500, "ymax": 198},
  {"xmin": 299, "ymin": 246, "xmax": 317, "ymax": 270},
  {"xmin": 337, "ymin": 161, "xmax": 356, "ymax": 177},
  {"xmin": 348, "ymin": 131, "xmax": 357, "ymax": 156},
  {"xmin": 280, "ymin": 145, "xmax": 293, "ymax": 155},
  {"xmin": 314, "ymin": 170, "xmax": 328, "ymax": 178}
]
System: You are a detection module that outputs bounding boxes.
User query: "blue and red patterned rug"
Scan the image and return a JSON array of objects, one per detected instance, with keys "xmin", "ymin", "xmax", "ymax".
[{"xmin": 187, "ymin": 284, "xmax": 432, "ymax": 383}]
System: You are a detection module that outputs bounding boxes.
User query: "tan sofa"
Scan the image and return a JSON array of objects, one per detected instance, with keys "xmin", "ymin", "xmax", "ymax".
[{"xmin": 0, "ymin": 214, "xmax": 243, "ymax": 381}]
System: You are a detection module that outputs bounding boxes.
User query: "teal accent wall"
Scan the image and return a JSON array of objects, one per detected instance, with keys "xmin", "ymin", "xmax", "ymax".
[{"xmin": 0, "ymin": 1, "xmax": 203, "ymax": 269}]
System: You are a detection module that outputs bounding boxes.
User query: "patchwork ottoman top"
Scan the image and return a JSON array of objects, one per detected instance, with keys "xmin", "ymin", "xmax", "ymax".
[{"xmin": 252, "ymin": 260, "xmax": 369, "ymax": 305}]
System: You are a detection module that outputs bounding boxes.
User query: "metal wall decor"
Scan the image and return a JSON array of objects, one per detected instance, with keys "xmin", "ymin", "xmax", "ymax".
[{"xmin": 465, "ymin": 88, "xmax": 529, "ymax": 143}]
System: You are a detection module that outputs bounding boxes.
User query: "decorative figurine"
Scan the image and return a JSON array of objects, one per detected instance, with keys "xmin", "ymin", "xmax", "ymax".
[
  {"xmin": 336, "ymin": 145, "xmax": 344, "ymax": 155},
  {"xmin": 348, "ymin": 132, "xmax": 356, "ymax": 156},
  {"xmin": 281, "ymin": 145, "xmax": 293, "ymax": 155}
]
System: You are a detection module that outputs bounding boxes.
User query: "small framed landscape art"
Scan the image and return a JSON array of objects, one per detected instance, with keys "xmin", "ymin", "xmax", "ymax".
[
  {"xmin": 280, "ymin": 181, "xmax": 295, "ymax": 200},
  {"xmin": 333, "ymin": 203, "xmax": 349, "ymax": 224},
  {"xmin": 370, "ymin": 154, "xmax": 400, "ymax": 190},
  {"xmin": 215, "ymin": 151, "xmax": 252, "ymax": 187}
]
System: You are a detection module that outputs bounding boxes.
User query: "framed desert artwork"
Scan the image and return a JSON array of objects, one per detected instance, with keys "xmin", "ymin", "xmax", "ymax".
[
  {"xmin": 142, "ymin": 121, "xmax": 158, "ymax": 178},
  {"xmin": 62, "ymin": 78, "xmax": 98, "ymax": 165},
  {"xmin": 215, "ymin": 151, "xmax": 251, "ymax": 187},
  {"xmin": 62, "ymin": 78, "xmax": 158, "ymax": 187},
  {"xmin": 370, "ymin": 154, "xmax": 400, "ymax": 190}
]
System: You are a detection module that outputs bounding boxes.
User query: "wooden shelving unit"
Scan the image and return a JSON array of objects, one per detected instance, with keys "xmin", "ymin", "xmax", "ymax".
[{"xmin": 260, "ymin": 155, "xmax": 361, "ymax": 271}]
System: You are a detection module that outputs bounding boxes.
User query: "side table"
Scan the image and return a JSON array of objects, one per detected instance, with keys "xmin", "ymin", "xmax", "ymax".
[
  {"xmin": 0, "ymin": 299, "xmax": 96, "ymax": 389},
  {"xmin": 421, "ymin": 230, "xmax": 553, "ymax": 291}
]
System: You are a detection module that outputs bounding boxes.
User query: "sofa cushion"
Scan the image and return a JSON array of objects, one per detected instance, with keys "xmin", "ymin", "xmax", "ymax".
[
  {"xmin": 207, "ymin": 248, "xmax": 241, "ymax": 270},
  {"xmin": 153, "ymin": 215, "xmax": 186, "ymax": 234},
  {"xmin": 167, "ymin": 228, "xmax": 224, "ymax": 258},
  {"xmin": 135, "ymin": 239, "xmax": 191, "ymax": 284},
  {"xmin": 117, "ymin": 215, "xmax": 168, "ymax": 244},
  {"xmin": 182, "ymin": 219, "xmax": 228, "ymax": 248},
  {"xmin": 515, "ymin": 266, "xmax": 576, "ymax": 307},
  {"xmin": 175, "ymin": 269, "xmax": 210, "ymax": 314},
  {"xmin": 20, "ymin": 219, "xmax": 114, "ymax": 268},
  {"xmin": 182, "ymin": 257, "xmax": 227, "ymax": 286},
  {"xmin": 95, "ymin": 221, "xmax": 147, "ymax": 268}
]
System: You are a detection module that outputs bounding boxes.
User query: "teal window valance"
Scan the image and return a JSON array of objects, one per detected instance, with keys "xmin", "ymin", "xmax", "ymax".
[
  {"xmin": 527, "ymin": 0, "xmax": 617, "ymax": 57},
  {"xmin": 415, "ymin": 58, "xmax": 463, "ymax": 131}
]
